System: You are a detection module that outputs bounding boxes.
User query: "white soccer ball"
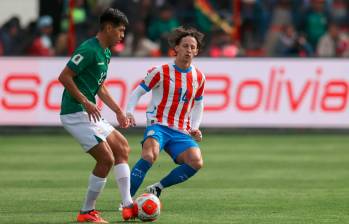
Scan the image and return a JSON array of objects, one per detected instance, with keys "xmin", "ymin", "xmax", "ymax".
[{"xmin": 135, "ymin": 193, "xmax": 161, "ymax": 222}]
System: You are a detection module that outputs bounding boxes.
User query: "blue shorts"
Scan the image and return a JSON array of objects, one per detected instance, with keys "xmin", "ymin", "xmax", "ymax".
[{"xmin": 142, "ymin": 124, "xmax": 199, "ymax": 163}]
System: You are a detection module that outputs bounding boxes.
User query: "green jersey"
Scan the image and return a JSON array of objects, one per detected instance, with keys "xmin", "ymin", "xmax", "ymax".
[{"xmin": 60, "ymin": 37, "xmax": 111, "ymax": 115}]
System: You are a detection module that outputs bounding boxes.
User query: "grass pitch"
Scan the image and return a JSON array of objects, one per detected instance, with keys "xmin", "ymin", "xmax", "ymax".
[{"xmin": 0, "ymin": 132, "xmax": 349, "ymax": 224}]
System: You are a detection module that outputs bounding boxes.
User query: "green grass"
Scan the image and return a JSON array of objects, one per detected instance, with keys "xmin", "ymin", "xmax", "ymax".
[{"xmin": 1, "ymin": 133, "xmax": 349, "ymax": 223}]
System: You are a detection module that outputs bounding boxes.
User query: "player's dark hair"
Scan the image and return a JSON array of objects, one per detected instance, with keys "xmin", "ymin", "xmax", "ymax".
[
  {"xmin": 168, "ymin": 26, "xmax": 204, "ymax": 51},
  {"xmin": 99, "ymin": 8, "xmax": 128, "ymax": 30}
]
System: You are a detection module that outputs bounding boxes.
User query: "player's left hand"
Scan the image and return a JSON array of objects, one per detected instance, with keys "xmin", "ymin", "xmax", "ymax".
[
  {"xmin": 126, "ymin": 113, "xmax": 136, "ymax": 127},
  {"xmin": 116, "ymin": 112, "xmax": 129, "ymax": 128},
  {"xmin": 190, "ymin": 129, "xmax": 202, "ymax": 142}
]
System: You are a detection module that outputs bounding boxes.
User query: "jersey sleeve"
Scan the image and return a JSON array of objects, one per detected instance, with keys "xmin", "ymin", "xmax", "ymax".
[
  {"xmin": 67, "ymin": 47, "xmax": 94, "ymax": 74},
  {"xmin": 195, "ymin": 74, "xmax": 205, "ymax": 101},
  {"xmin": 139, "ymin": 66, "xmax": 161, "ymax": 92}
]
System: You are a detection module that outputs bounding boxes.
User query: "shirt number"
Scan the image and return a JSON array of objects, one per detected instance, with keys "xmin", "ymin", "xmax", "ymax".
[{"xmin": 178, "ymin": 88, "xmax": 188, "ymax": 102}]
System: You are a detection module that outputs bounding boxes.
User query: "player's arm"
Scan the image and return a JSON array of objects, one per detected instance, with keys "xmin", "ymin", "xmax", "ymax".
[
  {"xmin": 190, "ymin": 99, "xmax": 204, "ymax": 142},
  {"xmin": 126, "ymin": 67, "xmax": 159, "ymax": 126},
  {"xmin": 58, "ymin": 66, "xmax": 101, "ymax": 122},
  {"xmin": 97, "ymin": 83, "xmax": 129, "ymax": 128},
  {"xmin": 190, "ymin": 76, "xmax": 205, "ymax": 142},
  {"xmin": 125, "ymin": 85, "xmax": 147, "ymax": 127}
]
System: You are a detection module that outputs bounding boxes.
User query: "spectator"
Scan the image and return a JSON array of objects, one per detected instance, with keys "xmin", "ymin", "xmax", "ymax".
[
  {"xmin": 0, "ymin": 16, "xmax": 24, "ymax": 55},
  {"xmin": 240, "ymin": 0, "xmax": 267, "ymax": 52},
  {"xmin": 120, "ymin": 20, "xmax": 160, "ymax": 57},
  {"xmin": 274, "ymin": 24, "xmax": 313, "ymax": 57},
  {"xmin": 317, "ymin": 23, "xmax": 349, "ymax": 57},
  {"xmin": 168, "ymin": 0, "xmax": 196, "ymax": 25},
  {"xmin": 338, "ymin": 37, "xmax": 349, "ymax": 57},
  {"xmin": 111, "ymin": 0, "xmax": 153, "ymax": 23},
  {"xmin": 208, "ymin": 30, "xmax": 243, "ymax": 57},
  {"xmin": 270, "ymin": 0, "xmax": 294, "ymax": 26},
  {"xmin": 54, "ymin": 32, "xmax": 68, "ymax": 56},
  {"xmin": 302, "ymin": 0, "xmax": 329, "ymax": 49},
  {"xmin": 274, "ymin": 24, "xmax": 298, "ymax": 56},
  {"xmin": 329, "ymin": 0, "xmax": 349, "ymax": 28},
  {"xmin": 296, "ymin": 33, "xmax": 314, "ymax": 57},
  {"xmin": 148, "ymin": 4, "xmax": 179, "ymax": 42},
  {"xmin": 28, "ymin": 15, "xmax": 55, "ymax": 56},
  {"xmin": 263, "ymin": 0, "xmax": 294, "ymax": 56}
]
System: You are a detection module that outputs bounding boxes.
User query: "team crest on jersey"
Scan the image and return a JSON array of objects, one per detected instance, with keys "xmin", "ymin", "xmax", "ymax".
[
  {"xmin": 71, "ymin": 54, "xmax": 84, "ymax": 65},
  {"xmin": 147, "ymin": 130, "xmax": 155, "ymax": 136}
]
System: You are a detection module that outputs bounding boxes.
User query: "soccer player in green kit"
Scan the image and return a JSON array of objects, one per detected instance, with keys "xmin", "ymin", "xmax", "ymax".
[{"xmin": 59, "ymin": 8, "xmax": 137, "ymax": 223}]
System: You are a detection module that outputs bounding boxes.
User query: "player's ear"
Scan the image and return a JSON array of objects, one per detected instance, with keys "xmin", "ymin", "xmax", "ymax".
[
  {"xmin": 193, "ymin": 47, "xmax": 199, "ymax": 56},
  {"xmin": 106, "ymin": 23, "xmax": 113, "ymax": 32},
  {"xmin": 174, "ymin": 45, "xmax": 179, "ymax": 54}
]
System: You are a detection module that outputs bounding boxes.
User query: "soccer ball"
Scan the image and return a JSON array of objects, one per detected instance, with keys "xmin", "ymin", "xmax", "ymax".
[{"xmin": 135, "ymin": 193, "xmax": 161, "ymax": 222}]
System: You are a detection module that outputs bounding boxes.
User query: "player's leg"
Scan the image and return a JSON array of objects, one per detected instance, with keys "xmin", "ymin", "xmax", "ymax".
[
  {"xmin": 76, "ymin": 144, "xmax": 113, "ymax": 223},
  {"xmin": 130, "ymin": 137, "xmax": 160, "ymax": 197},
  {"xmin": 76, "ymin": 141, "xmax": 114, "ymax": 223},
  {"xmin": 147, "ymin": 147, "xmax": 203, "ymax": 197},
  {"xmin": 94, "ymin": 118, "xmax": 136, "ymax": 220},
  {"xmin": 161, "ymin": 147, "xmax": 203, "ymax": 186},
  {"xmin": 130, "ymin": 124, "xmax": 168, "ymax": 197},
  {"xmin": 146, "ymin": 129, "xmax": 202, "ymax": 197},
  {"xmin": 81, "ymin": 142, "xmax": 114, "ymax": 212},
  {"xmin": 106, "ymin": 130, "xmax": 133, "ymax": 207},
  {"xmin": 61, "ymin": 112, "xmax": 114, "ymax": 223}
]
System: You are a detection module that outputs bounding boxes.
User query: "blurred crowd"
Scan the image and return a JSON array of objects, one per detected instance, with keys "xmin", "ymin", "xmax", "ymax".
[{"xmin": 0, "ymin": 0, "xmax": 348, "ymax": 57}]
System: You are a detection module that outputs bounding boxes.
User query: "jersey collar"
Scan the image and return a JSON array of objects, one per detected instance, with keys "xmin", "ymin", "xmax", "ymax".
[
  {"xmin": 173, "ymin": 63, "xmax": 192, "ymax": 73},
  {"xmin": 94, "ymin": 37, "xmax": 108, "ymax": 52}
]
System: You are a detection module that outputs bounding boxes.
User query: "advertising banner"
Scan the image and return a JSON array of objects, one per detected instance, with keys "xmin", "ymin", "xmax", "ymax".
[{"xmin": 0, "ymin": 57, "xmax": 348, "ymax": 128}]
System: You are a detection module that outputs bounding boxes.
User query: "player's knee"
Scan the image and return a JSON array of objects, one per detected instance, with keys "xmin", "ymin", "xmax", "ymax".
[
  {"xmin": 98, "ymin": 154, "xmax": 115, "ymax": 171},
  {"xmin": 142, "ymin": 151, "xmax": 158, "ymax": 164},
  {"xmin": 189, "ymin": 158, "xmax": 203, "ymax": 170},
  {"xmin": 105, "ymin": 155, "xmax": 115, "ymax": 168},
  {"xmin": 115, "ymin": 140, "xmax": 131, "ymax": 162}
]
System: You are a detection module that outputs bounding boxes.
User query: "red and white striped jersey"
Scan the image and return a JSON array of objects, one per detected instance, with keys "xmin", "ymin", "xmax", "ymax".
[{"xmin": 140, "ymin": 63, "xmax": 205, "ymax": 132}]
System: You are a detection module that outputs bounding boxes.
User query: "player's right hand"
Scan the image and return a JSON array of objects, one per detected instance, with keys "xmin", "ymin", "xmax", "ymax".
[
  {"xmin": 83, "ymin": 100, "xmax": 101, "ymax": 123},
  {"xmin": 116, "ymin": 112, "xmax": 130, "ymax": 128},
  {"xmin": 126, "ymin": 113, "xmax": 136, "ymax": 127},
  {"xmin": 190, "ymin": 129, "xmax": 202, "ymax": 142}
]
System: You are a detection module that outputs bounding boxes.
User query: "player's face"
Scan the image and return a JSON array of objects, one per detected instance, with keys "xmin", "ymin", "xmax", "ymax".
[
  {"xmin": 108, "ymin": 24, "xmax": 126, "ymax": 46},
  {"xmin": 175, "ymin": 36, "xmax": 198, "ymax": 62}
]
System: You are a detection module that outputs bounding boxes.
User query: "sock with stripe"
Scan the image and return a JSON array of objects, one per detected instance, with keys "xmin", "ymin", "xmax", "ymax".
[
  {"xmin": 130, "ymin": 158, "xmax": 152, "ymax": 197},
  {"xmin": 160, "ymin": 164, "xmax": 197, "ymax": 188}
]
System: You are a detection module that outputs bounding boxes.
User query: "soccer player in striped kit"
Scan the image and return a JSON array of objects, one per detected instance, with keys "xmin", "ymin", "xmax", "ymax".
[{"xmin": 126, "ymin": 26, "xmax": 205, "ymax": 198}]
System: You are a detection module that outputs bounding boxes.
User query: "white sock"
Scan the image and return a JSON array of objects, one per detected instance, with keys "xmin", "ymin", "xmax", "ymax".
[
  {"xmin": 114, "ymin": 163, "xmax": 133, "ymax": 207},
  {"xmin": 81, "ymin": 174, "xmax": 107, "ymax": 212}
]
